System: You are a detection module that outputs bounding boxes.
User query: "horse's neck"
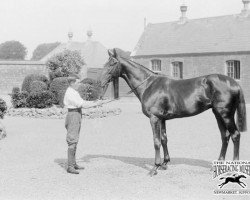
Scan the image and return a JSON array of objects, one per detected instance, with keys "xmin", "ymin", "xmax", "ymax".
[{"xmin": 120, "ymin": 59, "xmax": 154, "ymax": 100}]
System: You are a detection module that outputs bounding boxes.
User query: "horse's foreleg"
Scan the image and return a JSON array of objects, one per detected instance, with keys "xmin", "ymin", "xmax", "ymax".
[
  {"xmin": 149, "ymin": 115, "xmax": 162, "ymax": 176},
  {"xmin": 239, "ymin": 181, "xmax": 246, "ymax": 187},
  {"xmin": 238, "ymin": 182, "xmax": 245, "ymax": 188},
  {"xmin": 160, "ymin": 120, "xmax": 170, "ymax": 170}
]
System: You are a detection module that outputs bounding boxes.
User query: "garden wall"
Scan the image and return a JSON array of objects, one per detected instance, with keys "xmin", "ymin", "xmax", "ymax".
[{"xmin": 0, "ymin": 61, "xmax": 48, "ymax": 94}]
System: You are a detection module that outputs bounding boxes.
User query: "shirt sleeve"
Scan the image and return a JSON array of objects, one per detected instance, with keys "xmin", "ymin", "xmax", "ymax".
[
  {"xmin": 81, "ymin": 99, "xmax": 98, "ymax": 108},
  {"xmin": 66, "ymin": 90, "xmax": 84, "ymax": 108}
]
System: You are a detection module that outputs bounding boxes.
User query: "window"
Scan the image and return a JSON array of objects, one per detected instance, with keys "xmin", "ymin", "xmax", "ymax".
[
  {"xmin": 226, "ymin": 60, "xmax": 240, "ymax": 80},
  {"xmin": 151, "ymin": 59, "xmax": 161, "ymax": 72},
  {"xmin": 172, "ymin": 61, "xmax": 183, "ymax": 79}
]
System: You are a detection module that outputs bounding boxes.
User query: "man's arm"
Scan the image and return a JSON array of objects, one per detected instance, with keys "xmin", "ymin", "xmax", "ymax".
[{"xmin": 81, "ymin": 99, "xmax": 102, "ymax": 109}]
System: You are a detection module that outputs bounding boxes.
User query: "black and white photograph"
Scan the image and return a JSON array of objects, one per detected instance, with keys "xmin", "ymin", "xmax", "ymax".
[{"xmin": 0, "ymin": 0, "xmax": 250, "ymax": 199}]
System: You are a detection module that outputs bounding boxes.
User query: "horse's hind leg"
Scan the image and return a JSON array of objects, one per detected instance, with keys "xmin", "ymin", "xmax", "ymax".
[
  {"xmin": 149, "ymin": 115, "xmax": 162, "ymax": 176},
  {"xmin": 213, "ymin": 109, "xmax": 230, "ymax": 160},
  {"xmin": 214, "ymin": 107, "xmax": 240, "ymax": 160},
  {"xmin": 160, "ymin": 120, "xmax": 170, "ymax": 170},
  {"xmin": 230, "ymin": 121, "xmax": 241, "ymax": 160},
  {"xmin": 223, "ymin": 117, "xmax": 241, "ymax": 160}
]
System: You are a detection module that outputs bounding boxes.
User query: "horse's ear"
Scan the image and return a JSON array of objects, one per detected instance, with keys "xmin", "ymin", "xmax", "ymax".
[
  {"xmin": 108, "ymin": 49, "xmax": 114, "ymax": 57},
  {"xmin": 113, "ymin": 48, "xmax": 118, "ymax": 58}
]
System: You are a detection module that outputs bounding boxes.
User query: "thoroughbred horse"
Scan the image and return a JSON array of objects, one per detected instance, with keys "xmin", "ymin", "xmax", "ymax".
[
  {"xmin": 100, "ymin": 48, "xmax": 247, "ymax": 176},
  {"xmin": 218, "ymin": 174, "xmax": 247, "ymax": 188}
]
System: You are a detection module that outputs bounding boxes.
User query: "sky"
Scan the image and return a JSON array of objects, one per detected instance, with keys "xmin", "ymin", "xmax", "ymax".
[{"xmin": 0, "ymin": 0, "xmax": 244, "ymax": 59}]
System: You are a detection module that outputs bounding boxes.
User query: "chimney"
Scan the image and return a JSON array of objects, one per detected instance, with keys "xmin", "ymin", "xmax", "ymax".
[
  {"xmin": 144, "ymin": 17, "xmax": 147, "ymax": 30},
  {"xmin": 241, "ymin": 0, "xmax": 250, "ymax": 16},
  {"xmin": 87, "ymin": 30, "xmax": 93, "ymax": 40},
  {"xmin": 179, "ymin": 3, "xmax": 188, "ymax": 24},
  {"xmin": 68, "ymin": 31, "xmax": 73, "ymax": 41}
]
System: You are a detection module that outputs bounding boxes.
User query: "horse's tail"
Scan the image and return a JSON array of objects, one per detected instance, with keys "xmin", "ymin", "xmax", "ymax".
[
  {"xmin": 236, "ymin": 86, "xmax": 247, "ymax": 132},
  {"xmin": 219, "ymin": 177, "xmax": 225, "ymax": 180}
]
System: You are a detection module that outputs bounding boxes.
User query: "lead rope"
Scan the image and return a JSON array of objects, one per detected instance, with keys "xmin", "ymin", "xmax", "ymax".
[{"xmin": 126, "ymin": 74, "xmax": 153, "ymax": 95}]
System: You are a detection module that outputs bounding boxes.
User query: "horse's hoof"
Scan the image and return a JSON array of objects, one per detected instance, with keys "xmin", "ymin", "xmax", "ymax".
[
  {"xmin": 149, "ymin": 170, "xmax": 158, "ymax": 176},
  {"xmin": 159, "ymin": 163, "xmax": 168, "ymax": 170}
]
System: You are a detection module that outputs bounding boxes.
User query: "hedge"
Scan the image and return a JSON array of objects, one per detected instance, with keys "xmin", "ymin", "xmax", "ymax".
[
  {"xmin": 11, "ymin": 91, "xmax": 29, "ymax": 108},
  {"xmin": 21, "ymin": 74, "xmax": 49, "ymax": 93},
  {"xmin": 77, "ymin": 83, "xmax": 100, "ymax": 101},
  {"xmin": 49, "ymin": 77, "xmax": 69, "ymax": 107},
  {"xmin": 0, "ymin": 98, "xmax": 7, "ymax": 119},
  {"xmin": 29, "ymin": 81, "xmax": 48, "ymax": 93},
  {"xmin": 26, "ymin": 91, "xmax": 55, "ymax": 108}
]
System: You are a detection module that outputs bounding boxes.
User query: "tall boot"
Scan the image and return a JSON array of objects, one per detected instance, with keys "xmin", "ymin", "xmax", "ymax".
[
  {"xmin": 73, "ymin": 146, "xmax": 85, "ymax": 170},
  {"xmin": 67, "ymin": 147, "xmax": 79, "ymax": 174}
]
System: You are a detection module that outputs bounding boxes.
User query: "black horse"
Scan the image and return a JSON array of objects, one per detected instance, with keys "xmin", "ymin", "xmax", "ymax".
[
  {"xmin": 100, "ymin": 48, "xmax": 247, "ymax": 176},
  {"xmin": 218, "ymin": 174, "xmax": 247, "ymax": 188}
]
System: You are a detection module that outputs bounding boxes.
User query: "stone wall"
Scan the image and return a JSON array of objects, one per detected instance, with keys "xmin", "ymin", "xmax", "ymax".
[{"xmin": 0, "ymin": 61, "xmax": 48, "ymax": 94}]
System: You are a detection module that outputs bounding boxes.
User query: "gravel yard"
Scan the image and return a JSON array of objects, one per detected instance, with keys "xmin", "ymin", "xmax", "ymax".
[{"xmin": 0, "ymin": 98, "xmax": 250, "ymax": 200}]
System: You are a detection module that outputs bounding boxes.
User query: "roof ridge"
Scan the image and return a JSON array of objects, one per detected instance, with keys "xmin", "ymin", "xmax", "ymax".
[{"xmin": 148, "ymin": 13, "xmax": 243, "ymax": 26}]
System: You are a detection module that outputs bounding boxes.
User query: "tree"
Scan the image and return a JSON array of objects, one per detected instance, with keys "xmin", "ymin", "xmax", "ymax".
[
  {"xmin": 31, "ymin": 42, "xmax": 60, "ymax": 60},
  {"xmin": 0, "ymin": 41, "xmax": 27, "ymax": 60},
  {"xmin": 46, "ymin": 50, "xmax": 85, "ymax": 80}
]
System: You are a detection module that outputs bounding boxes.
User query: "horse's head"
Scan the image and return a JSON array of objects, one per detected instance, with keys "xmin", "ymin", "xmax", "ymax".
[
  {"xmin": 100, "ymin": 49, "xmax": 121, "ymax": 87},
  {"xmin": 239, "ymin": 174, "xmax": 247, "ymax": 179}
]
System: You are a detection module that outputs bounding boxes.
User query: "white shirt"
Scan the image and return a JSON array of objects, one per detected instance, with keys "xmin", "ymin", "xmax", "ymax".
[{"xmin": 63, "ymin": 87, "xmax": 96, "ymax": 109}]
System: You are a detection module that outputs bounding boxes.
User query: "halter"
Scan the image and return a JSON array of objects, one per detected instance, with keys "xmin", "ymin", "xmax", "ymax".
[
  {"xmin": 106, "ymin": 57, "xmax": 122, "ymax": 78},
  {"xmin": 126, "ymin": 74, "xmax": 153, "ymax": 94},
  {"xmin": 106, "ymin": 56, "xmax": 153, "ymax": 95}
]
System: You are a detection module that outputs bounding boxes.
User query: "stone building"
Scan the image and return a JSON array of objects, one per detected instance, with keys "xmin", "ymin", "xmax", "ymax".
[
  {"xmin": 41, "ymin": 30, "xmax": 109, "ymax": 79},
  {"xmin": 131, "ymin": 0, "xmax": 250, "ymax": 102}
]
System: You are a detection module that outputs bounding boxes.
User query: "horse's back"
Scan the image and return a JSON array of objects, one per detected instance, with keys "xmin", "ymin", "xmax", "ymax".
[{"xmin": 142, "ymin": 74, "xmax": 243, "ymax": 119}]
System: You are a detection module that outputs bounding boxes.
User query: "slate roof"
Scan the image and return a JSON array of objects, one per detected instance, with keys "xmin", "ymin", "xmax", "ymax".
[
  {"xmin": 131, "ymin": 14, "xmax": 250, "ymax": 57},
  {"xmin": 41, "ymin": 40, "xmax": 108, "ymax": 68}
]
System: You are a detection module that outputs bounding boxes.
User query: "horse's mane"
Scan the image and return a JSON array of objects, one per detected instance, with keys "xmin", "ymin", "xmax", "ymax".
[{"xmin": 120, "ymin": 56, "xmax": 156, "ymax": 75}]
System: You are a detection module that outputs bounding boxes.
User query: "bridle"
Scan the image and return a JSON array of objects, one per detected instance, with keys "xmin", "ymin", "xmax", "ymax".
[{"xmin": 105, "ymin": 56, "xmax": 153, "ymax": 95}]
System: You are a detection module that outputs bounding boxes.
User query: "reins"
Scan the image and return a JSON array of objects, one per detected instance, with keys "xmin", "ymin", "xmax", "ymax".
[
  {"xmin": 126, "ymin": 74, "xmax": 153, "ymax": 94},
  {"xmin": 82, "ymin": 98, "xmax": 118, "ymax": 110}
]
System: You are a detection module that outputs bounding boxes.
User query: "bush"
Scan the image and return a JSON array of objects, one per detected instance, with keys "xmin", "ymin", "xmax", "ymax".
[
  {"xmin": 0, "ymin": 99, "xmax": 7, "ymax": 119},
  {"xmin": 48, "ymin": 71, "xmax": 65, "ymax": 82},
  {"xmin": 26, "ymin": 91, "xmax": 55, "ymax": 108},
  {"xmin": 11, "ymin": 91, "xmax": 29, "ymax": 108},
  {"xmin": 46, "ymin": 50, "xmax": 84, "ymax": 79},
  {"xmin": 21, "ymin": 74, "xmax": 49, "ymax": 93},
  {"xmin": 77, "ymin": 83, "xmax": 100, "ymax": 101},
  {"xmin": 81, "ymin": 78, "xmax": 98, "ymax": 86},
  {"xmin": 12, "ymin": 87, "xmax": 20, "ymax": 94},
  {"xmin": 49, "ymin": 77, "xmax": 69, "ymax": 106},
  {"xmin": 29, "ymin": 81, "xmax": 47, "ymax": 93}
]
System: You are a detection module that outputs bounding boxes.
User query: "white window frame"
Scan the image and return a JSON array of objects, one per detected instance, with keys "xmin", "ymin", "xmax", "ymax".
[
  {"xmin": 151, "ymin": 59, "xmax": 162, "ymax": 72},
  {"xmin": 171, "ymin": 61, "xmax": 183, "ymax": 79},
  {"xmin": 226, "ymin": 60, "xmax": 240, "ymax": 80}
]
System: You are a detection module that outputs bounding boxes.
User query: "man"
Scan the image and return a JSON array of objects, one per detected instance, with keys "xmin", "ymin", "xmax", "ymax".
[{"xmin": 64, "ymin": 75, "xmax": 102, "ymax": 174}]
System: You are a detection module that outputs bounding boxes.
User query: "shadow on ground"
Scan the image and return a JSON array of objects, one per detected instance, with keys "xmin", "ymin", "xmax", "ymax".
[
  {"xmin": 54, "ymin": 155, "xmax": 211, "ymax": 172},
  {"xmin": 54, "ymin": 158, "xmax": 68, "ymax": 170}
]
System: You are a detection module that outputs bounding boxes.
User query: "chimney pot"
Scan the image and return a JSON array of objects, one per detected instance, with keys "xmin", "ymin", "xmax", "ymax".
[
  {"xmin": 179, "ymin": 4, "xmax": 188, "ymax": 24},
  {"xmin": 241, "ymin": 0, "xmax": 250, "ymax": 16},
  {"xmin": 68, "ymin": 31, "xmax": 73, "ymax": 41}
]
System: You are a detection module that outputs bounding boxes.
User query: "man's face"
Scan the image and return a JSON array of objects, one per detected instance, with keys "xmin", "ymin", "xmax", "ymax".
[{"xmin": 71, "ymin": 79, "xmax": 81, "ymax": 90}]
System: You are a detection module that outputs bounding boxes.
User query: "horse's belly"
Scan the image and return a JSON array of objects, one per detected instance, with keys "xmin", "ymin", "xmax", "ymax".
[{"xmin": 181, "ymin": 100, "xmax": 211, "ymax": 117}]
